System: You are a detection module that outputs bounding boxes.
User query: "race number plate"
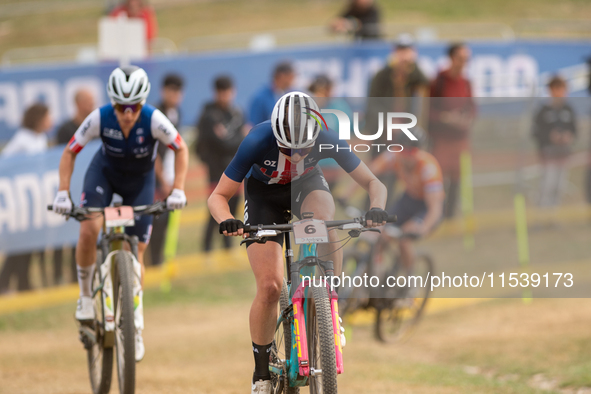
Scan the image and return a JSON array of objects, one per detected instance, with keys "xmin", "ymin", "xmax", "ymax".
[
  {"xmin": 293, "ymin": 219, "xmax": 329, "ymax": 245},
  {"xmin": 104, "ymin": 206, "xmax": 135, "ymax": 228}
]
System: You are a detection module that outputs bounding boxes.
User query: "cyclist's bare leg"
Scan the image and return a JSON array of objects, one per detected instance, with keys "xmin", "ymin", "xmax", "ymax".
[
  {"xmin": 75, "ymin": 216, "xmax": 102, "ymax": 299},
  {"xmin": 398, "ymin": 238, "xmax": 415, "ymax": 272},
  {"xmin": 76, "ymin": 216, "xmax": 103, "ymax": 267},
  {"xmin": 247, "ymin": 242, "xmax": 284, "ymax": 345},
  {"xmin": 399, "ymin": 220, "xmax": 418, "ymax": 273},
  {"xmin": 137, "ymin": 242, "xmax": 147, "ymax": 287},
  {"xmin": 300, "ymin": 190, "xmax": 340, "ymax": 274}
]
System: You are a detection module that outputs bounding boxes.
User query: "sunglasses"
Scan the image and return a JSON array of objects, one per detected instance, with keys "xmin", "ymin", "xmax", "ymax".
[
  {"xmin": 113, "ymin": 103, "xmax": 143, "ymax": 113},
  {"xmin": 278, "ymin": 144, "xmax": 314, "ymax": 157}
]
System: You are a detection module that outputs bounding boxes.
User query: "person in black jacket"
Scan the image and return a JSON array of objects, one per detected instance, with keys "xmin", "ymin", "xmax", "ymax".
[
  {"xmin": 532, "ymin": 76, "xmax": 577, "ymax": 207},
  {"xmin": 196, "ymin": 76, "xmax": 246, "ymax": 251},
  {"xmin": 148, "ymin": 74, "xmax": 184, "ymax": 266},
  {"xmin": 55, "ymin": 89, "xmax": 95, "ymax": 145}
]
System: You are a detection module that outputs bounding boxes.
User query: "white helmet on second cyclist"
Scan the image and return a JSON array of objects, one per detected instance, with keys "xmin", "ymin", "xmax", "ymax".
[
  {"xmin": 271, "ymin": 91, "xmax": 322, "ymax": 149},
  {"xmin": 107, "ymin": 65, "xmax": 151, "ymax": 105}
]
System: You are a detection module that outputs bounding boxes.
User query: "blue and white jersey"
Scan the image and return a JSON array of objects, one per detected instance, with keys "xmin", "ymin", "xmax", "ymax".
[
  {"xmin": 68, "ymin": 104, "xmax": 181, "ymax": 174},
  {"xmin": 224, "ymin": 121, "xmax": 361, "ymax": 185}
]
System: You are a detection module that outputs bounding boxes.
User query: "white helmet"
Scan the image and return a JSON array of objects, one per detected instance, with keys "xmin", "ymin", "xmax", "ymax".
[
  {"xmin": 107, "ymin": 65, "xmax": 151, "ymax": 105},
  {"xmin": 271, "ymin": 92, "xmax": 322, "ymax": 149}
]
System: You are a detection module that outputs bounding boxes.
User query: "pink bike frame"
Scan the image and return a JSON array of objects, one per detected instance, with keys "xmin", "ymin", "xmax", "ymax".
[{"xmin": 292, "ymin": 279, "xmax": 344, "ymax": 377}]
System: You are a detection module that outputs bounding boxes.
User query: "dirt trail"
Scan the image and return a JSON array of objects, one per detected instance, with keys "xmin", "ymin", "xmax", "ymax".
[{"xmin": 1, "ymin": 298, "xmax": 591, "ymax": 394}]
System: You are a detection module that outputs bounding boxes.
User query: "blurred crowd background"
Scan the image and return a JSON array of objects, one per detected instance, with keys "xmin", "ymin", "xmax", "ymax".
[{"xmin": 0, "ymin": 0, "xmax": 590, "ymax": 294}]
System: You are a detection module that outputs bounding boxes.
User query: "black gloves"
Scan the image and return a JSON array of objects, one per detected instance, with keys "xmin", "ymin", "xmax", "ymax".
[
  {"xmin": 219, "ymin": 218, "xmax": 245, "ymax": 234},
  {"xmin": 365, "ymin": 207, "xmax": 388, "ymax": 225}
]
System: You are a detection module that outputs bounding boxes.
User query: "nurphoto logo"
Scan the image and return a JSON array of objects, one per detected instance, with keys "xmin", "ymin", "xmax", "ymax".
[{"xmin": 302, "ymin": 108, "xmax": 418, "ymax": 153}]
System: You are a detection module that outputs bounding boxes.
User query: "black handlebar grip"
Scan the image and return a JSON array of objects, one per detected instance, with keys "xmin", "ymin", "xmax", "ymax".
[
  {"xmin": 219, "ymin": 222, "xmax": 249, "ymax": 234},
  {"xmin": 387, "ymin": 215, "xmax": 397, "ymax": 223}
]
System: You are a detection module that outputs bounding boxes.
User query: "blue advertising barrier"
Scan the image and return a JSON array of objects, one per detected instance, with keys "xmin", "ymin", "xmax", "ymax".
[
  {"xmin": 0, "ymin": 141, "xmax": 100, "ymax": 254},
  {"xmin": 0, "ymin": 40, "xmax": 589, "ymax": 253},
  {"xmin": 0, "ymin": 40, "xmax": 589, "ymax": 142}
]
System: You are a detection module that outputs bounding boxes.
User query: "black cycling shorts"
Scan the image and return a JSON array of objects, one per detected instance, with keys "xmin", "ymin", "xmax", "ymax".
[
  {"xmin": 81, "ymin": 151, "xmax": 155, "ymax": 244},
  {"xmin": 388, "ymin": 192, "xmax": 427, "ymax": 227},
  {"xmin": 243, "ymin": 169, "xmax": 331, "ymax": 247}
]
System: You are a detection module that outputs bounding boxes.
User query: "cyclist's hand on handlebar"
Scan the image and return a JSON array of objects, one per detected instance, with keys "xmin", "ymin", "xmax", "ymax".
[
  {"xmin": 365, "ymin": 207, "xmax": 388, "ymax": 228},
  {"xmin": 219, "ymin": 218, "xmax": 245, "ymax": 236},
  {"xmin": 166, "ymin": 188, "xmax": 187, "ymax": 210},
  {"xmin": 53, "ymin": 190, "xmax": 73, "ymax": 214}
]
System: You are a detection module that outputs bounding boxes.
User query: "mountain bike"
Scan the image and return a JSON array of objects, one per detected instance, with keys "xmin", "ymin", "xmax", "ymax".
[
  {"xmin": 48, "ymin": 201, "xmax": 169, "ymax": 394},
  {"xmin": 338, "ymin": 207, "xmax": 434, "ymax": 343},
  {"xmin": 241, "ymin": 211, "xmax": 395, "ymax": 394}
]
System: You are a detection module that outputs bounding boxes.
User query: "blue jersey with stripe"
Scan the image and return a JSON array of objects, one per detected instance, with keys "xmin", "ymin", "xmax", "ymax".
[
  {"xmin": 69, "ymin": 104, "xmax": 181, "ymax": 174},
  {"xmin": 224, "ymin": 121, "xmax": 361, "ymax": 185},
  {"xmin": 97, "ymin": 105, "xmax": 157, "ymax": 173}
]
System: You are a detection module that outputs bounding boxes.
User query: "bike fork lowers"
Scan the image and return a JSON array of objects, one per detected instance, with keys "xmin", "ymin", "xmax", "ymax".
[{"xmin": 291, "ymin": 281, "xmax": 344, "ymax": 376}]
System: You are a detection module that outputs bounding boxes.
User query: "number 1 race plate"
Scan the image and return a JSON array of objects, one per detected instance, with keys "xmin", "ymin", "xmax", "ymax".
[
  {"xmin": 104, "ymin": 206, "xmax": 135, "ymax": 228},
  {"xmin": 293, "ymin": 219, "xmax": 329, "ymax": 245}
]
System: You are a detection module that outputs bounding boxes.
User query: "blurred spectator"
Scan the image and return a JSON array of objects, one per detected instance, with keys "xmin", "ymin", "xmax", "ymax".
[
  {"xmin": 367, "ymin": 33, "xmax": 429, "ymax": 157},
  {"xmin": 55, "ymin": 89, "xmax": 95, "ymax": 145},
  {"xmin": 366, "ymin": 34, "xmax": 429, "ymax": 207},
  {"xmin": 428, "ymin": 43, "xmax": 476, "ymax": 219},
  {"xmin": 110, "ymin": 0, "xmax": 158, "ymax": 47},
  {"xmin": 196, "ymin": 76, "xmax": 245, "ymax": 252},
  {"xmin": 1, "ymin": 103, "xmax": 51, "ymax": 157},
  {"xmin": 330, "ymin": 0, "xmax": 382, "ymax": 40},
  {"xmin": 532, "ymin": 76, "xmax": 577, "ymax": 207},
  {"xmin": 0, "ymin": 103, "xmax": 52, "ymax": 293},
  {"xmin": 149, "ymin": 74, "xmax": 184, "ymax": 266},
  {"xmin": 308, "ymin": 75, "xmax": 353, "ymax": 189},
  {"xmin": 53, "ymin": 90, "xmax": 95, "ymax": 284},
  {"xmin": 368, "ymin": 33, "xmax": 428, "ymax": 101},
  {"xmin": 248, "ymin": 62, "xmax": 294, "ymax": 126}
]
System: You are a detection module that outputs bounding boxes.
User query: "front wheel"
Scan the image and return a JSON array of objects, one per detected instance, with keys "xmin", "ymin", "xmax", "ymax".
[
  {"xmin": 374, "ymin": 253, "xmax": 434, "ymax": 342},
  {"xmin": 87, "ymin": 248, "xmax": 114, "ymax": 394},
  {"xmin": 307, "ymin": 286, "xmax": 338, "ymax": 394},
  {"xmin": 113, "ymin": 251, "xmax": 136, "ymax": 394},
  {"xmin": 270, "ymin": 279, "xmax": 299, "ymax": 394}
]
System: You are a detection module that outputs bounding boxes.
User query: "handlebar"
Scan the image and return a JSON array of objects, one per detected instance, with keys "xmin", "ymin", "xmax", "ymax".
[
  {"xmin": 47, "ymin": 201, "xmax": 170, "ymax": 222},
  {"xmin": 242, "ymin": 214, "xmax": 397, "ymax": 234}
]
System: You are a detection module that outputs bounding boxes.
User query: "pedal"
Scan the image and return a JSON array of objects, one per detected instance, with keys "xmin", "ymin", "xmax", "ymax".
[
  {"xmin": 77, "ymin": 322, "xmax": 97, "ymax": 350},
  {"xmin": 79, "ymin": 334, "xmax": 93, "ymax": 350}
]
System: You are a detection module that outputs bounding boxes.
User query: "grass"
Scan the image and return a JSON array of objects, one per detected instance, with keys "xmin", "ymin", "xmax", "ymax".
[
  {"xmin": 1, "ymin": 0, "xmax": 591, "ymax": 60},
  {"xmin": 2, "ymin": 269, "xmax": 590, "ymax": 392},
  {"xmin": 0, "ymin": 269, "xmax": 255, "ymax": 332}
]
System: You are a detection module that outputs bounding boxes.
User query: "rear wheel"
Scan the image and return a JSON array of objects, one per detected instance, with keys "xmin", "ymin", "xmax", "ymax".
[
  {"xmin": 374, "ymin": 253, "xmax": 434, "ymax": 342},
  {"xmin": 114, "ymin": 251, "xmax": 136, "ymax": 394},
  {"xmin": 307, "ymin": 285, "xmax": 338, "ymax": 394},
  {"xmin": 87, "ymin": 249, "xmax": 113, "ymax": 394},
  {"xmin": 338, "ymin": 248, "xmax": 371, "ymax": 317}
]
